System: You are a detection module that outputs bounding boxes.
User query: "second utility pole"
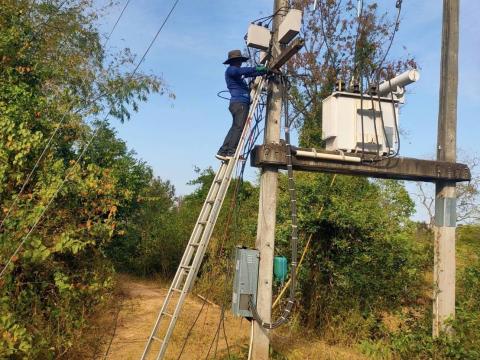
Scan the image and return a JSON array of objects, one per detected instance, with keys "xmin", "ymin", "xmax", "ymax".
[
  {"xmin": 251, "ymin": 0, "xmax": 288, "ymax": 358},
  {"xmin": 433, "ymin": 0, "xmax": 459, "ymax": 337}
]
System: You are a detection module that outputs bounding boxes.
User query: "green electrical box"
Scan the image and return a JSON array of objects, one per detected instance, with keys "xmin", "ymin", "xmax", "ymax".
[
  {"xmin": 274, "ymin": 256, "xmax": 288, "ymax": 283},
  {"xmin": 232, "ymin": 247, "xmax": 259, "ymax": 318}
]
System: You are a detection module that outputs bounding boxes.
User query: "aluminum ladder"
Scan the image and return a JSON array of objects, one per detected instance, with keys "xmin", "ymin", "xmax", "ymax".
[{"xmin": 140, "ymin": 77, "xmax": 266, "ymax": 360}]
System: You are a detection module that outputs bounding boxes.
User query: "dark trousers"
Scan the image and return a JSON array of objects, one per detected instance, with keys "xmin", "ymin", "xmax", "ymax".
[{"xmin": 218, "ymin": 102, "xmax": 250, "ymax": 156}]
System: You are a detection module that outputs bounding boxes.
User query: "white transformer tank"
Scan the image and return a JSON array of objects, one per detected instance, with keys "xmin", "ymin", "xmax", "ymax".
[{"xmin": 322, "ymin": 92, "xmax": 400, "ymax": 155}]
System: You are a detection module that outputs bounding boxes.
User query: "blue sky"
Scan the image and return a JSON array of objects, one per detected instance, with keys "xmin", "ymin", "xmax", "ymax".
[{"xmin": 96, "ymin": 0, "xmax": 479, "ymax": 222}]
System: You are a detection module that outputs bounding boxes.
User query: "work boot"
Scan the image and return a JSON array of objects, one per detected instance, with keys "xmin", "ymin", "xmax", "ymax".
[{"xmin": 215, "ymin": 154, "xmax": 231, "ymax": 161}]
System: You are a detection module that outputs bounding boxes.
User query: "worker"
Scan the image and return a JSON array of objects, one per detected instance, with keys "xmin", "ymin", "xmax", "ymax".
[{"xmin": 216, "ymin": 49, "xmax": 268, "ymax": 161}]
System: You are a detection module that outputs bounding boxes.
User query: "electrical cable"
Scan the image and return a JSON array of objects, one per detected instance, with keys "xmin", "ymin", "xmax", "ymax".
[
  {"xmin": 374, "ymin": 86, "xmax": 392, "ymax": 155},
  {"xmin": 387, "ymin": 77, "xmax": 401, "ymax": 156},
  {"xmin": 176, "ymin": 297, "xmax": 207, "ymax": 360},
  {"xmin": 248, "ymin": 75, "xmax": 298, "ymax": 330},
  {"xmin": 359, "ymin": 74, "xmax": 366, "ymax": 160},
  {"xmin": 0, "ymin": 0, "xmax": 182, "ymax": 279},
  {"xmin": 372, "ymin": 0, "xmax": 403, "ymax": 76},
  {"xmin": 216, "ymin": 90, "xmax": 231, "ymax": 101},
  {"xmin": 0, "ymin": 0, "xmax": 134, "ymax": 231},
  {"xmin": 366, "ymin": 80, "xmax": 381, "ymax": 159}
]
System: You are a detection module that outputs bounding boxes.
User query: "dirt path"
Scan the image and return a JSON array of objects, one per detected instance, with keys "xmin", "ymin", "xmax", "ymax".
[
  {"xmin": 102, "ymin": 275, "xmax": 250, "ymax": 360},
  {"xmin": 101, "ymin": 275, "xmax": 367, "ymax": 360}
]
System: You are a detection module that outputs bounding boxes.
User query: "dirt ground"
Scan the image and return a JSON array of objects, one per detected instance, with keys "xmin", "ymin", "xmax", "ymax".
[
  {"xmin": 101, "ymin": 275, "xmax": 250, "ymax": 360},
  {"xmin": 99, "ymin": 275, "xmax": 367, "ymax": 360}
]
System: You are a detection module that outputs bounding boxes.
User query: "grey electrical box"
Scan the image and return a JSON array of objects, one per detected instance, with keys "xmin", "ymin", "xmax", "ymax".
[
  {"xmin": 232, "ymin": 247, "xmax": 259, "ymax": 318},
  {"xmin": 278, "ymin": 9, "xmax": 302, "ymax": 44},
  {"xmin": 246, "ymin": 24, "xmax": 271, "ymax": 50}
]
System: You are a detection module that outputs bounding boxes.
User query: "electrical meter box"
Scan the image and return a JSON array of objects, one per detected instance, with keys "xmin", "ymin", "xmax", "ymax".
[
  {"xmin": 246, "ymin": 24, "xmax": 271, "ymax": 50},
  {"xmin": 278, "ymin": 9, "xmax": 302, "ymax": 44},
  {"xmin": 232, "ymin": 247, "xmax": 259, "ymax": 318},
  {"xmin": 322, "ymin": 92, "xmax": 400, "ymax": 155}
]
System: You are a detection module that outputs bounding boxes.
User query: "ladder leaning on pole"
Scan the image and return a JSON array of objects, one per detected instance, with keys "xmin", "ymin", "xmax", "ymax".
[{"xmin": 140, "ymin": 76, "xmax": 266, "ymax": 360}]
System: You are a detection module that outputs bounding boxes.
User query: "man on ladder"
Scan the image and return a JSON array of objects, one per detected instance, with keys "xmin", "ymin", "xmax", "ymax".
[{"xmin": 216, "ymin": 49, "xmax": 268, "ymax": 161}]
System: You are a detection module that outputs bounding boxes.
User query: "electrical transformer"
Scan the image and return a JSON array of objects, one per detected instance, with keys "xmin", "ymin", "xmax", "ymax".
[
  {"xmin": 322, "ymin": 91, "xmax": 400, "ymax": 155},
  {"xmin": 232, "ymin": 247, "xmax": 259, "ymax": 318}
]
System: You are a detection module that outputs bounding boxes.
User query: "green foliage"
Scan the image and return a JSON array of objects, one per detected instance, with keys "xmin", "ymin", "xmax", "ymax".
[
  {"xmin": 0, "ymin": 0, "xmax": 166, "ymax": 357},
  {"xmin": 360, "ymin": 225, "xmax": 480, "ymax": 359},
  {"xmin": 107, "ymin": 177, "xmax": 183, "ymax": 277},
  {"xmin": 182, "ymin": 167, "xmax": 260, "ymax": 303},
  {"xmin": 274, "ymin": 172, "xmax": 428, "ymax": 338}
]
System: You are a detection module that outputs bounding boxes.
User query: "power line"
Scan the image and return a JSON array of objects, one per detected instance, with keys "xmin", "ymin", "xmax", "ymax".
[
  {"xmin": 132, "ymin": 0, "xmax": 181, "ymax": 75},
  {"xmin": 0, "ymin": 0, "xmax": 181, "ymax": 279},
  {"xmin": 0, "ymin": 0, "xmax": 133, "ymax": 231},
  {"xmin": 105, "ymin": 0, "xmax": 132, "ymax": 46}
]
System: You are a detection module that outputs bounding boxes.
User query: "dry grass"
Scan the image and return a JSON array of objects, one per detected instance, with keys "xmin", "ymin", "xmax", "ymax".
[
  {"xmin": 272, "ymin": 331, "xmax": 368, "ymax": 360},
  {"xmin": 99, "ymin": 274, "xmax": 250, "ymax": 360},
  {"xmin": 90, "ymin": 275, "xmax": 370, "ymax": 360}
]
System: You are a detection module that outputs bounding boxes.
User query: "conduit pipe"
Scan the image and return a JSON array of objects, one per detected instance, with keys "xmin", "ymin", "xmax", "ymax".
[{"xmin": 295, "ymin": 149, "xmax": 362, "ymax": 163}]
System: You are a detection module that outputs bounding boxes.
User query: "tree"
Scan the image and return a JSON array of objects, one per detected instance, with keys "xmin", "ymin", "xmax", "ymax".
[
  {"xmin": 286, "ymin": 0, "xmax": 416, "ymax": 146},
  {"xmin": 0, "ymin": 0, "xmax": 169, "ymax": 357},
  {"xmin": 416, "ymin": 153, "xmax": 480, "ymax": 226}
]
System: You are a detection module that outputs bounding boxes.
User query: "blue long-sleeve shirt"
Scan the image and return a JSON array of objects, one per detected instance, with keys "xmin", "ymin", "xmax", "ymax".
[{"xmin": 225, "ymin": 66, "xmax": 266, "ymax": 104}]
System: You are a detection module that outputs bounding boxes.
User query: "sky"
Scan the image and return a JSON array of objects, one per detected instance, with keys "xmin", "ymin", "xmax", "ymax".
[{"xmin": 96, "ymin": 0, "xmax": 479, "ymax": 222}]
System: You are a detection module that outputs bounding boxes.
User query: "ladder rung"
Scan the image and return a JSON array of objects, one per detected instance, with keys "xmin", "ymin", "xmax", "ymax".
[
  {"xmin": 206, "ymin": 200, "xmax": 214, "ymax": 204},
  {"xmin": 180, "ymin": 265, "xmax": 192, "ymax": 270},
  {"xmin": 162, "ymin": 312, "xmax": 173, "ymax": 318},
  {"xmin": 171, "ymin": 287, "xmax": 183, "ymax": 293},
  {"xmin": 152, "ymin": 335, "xmax": 163, "ymax": 342},
  {"xmin": 198, "ymin": 221, "xmax": 207, "ymax": 225},
  {"xmin": 215, "ymin": 178, "xmax": 223, "ymax": 184},
  {"xmin": 189, "ymin": 242, "xmax": 200, "ymax": 247}
]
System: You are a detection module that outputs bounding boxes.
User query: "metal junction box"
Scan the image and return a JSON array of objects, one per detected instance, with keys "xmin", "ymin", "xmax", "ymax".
[
  {"xmin": 246, "ymin": 24, "xmax": 272, "ymax": 50},
  {"xmin": 232, "ymin": 247, "xmax": 259, "ymax": 318},
  {"xmin": 322, "ymin": 91, "xmax": 400, "ymax": 155},
  {"xmin": 278, "ymin": 9, "xmax": 302, "ymax": 44}
]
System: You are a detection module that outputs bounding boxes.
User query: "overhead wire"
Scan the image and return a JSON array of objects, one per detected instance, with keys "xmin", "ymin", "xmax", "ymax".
[
  {"xmin": 0, "ymin": 0, "xmax": 182, "ymax": 279},
  {"xmin": 0, "ymin": 0, "xmax": 134, "ymax": 232},
  {"xmin": 372, "ymin": 0, "xmax": 403, "ymax": 76}
]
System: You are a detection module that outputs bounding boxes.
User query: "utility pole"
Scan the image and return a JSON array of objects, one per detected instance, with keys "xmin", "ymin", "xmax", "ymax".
[
  {"xmin": 252, "ymin": 0, "xmax": 288, "ymax": 358},
  {"xmin": 433, "ymin": 0, "xmax": 459, "ymax": 337}
]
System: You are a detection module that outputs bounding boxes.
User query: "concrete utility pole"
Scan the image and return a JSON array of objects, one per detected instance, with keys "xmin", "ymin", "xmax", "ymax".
[
  {"xmin": 252, "ymin": 0, "xmax": 288, "ymax": 358},
  {"xmin": 433, "ymin": 0, "xmax": 459, "ymax": 337}
]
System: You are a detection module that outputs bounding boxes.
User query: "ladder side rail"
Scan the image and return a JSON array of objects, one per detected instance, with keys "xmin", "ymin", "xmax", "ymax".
[
  {"xmin": 140, "ymin": 164, "xmax": 228, "ymax": 359},
  {"xmin": 180, "ymin": 163, "xmax": 227, "ymax": 256},
  {"xmin": 187, "ymin": 78, "xmax": 266, "ymax": 288},
  {"xmin": 155, "ymin": 288, "xmax": 191, "ymax": 360},
  {"xmin": 142, "ymin": 77, "xmax": 265, "ymax": 360},
  {"xmin": 156, "ymin": 162, "xmax": 241, "ymax": 359},
  {"xmin": 171, "ymin": 164, "xmax": 228, "ymax": 289}
]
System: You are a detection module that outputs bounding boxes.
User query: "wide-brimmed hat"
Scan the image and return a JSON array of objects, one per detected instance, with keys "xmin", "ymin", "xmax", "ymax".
[{"xmin": 223, "ymin": 49, "xmax": 249, "ymax": 65}]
